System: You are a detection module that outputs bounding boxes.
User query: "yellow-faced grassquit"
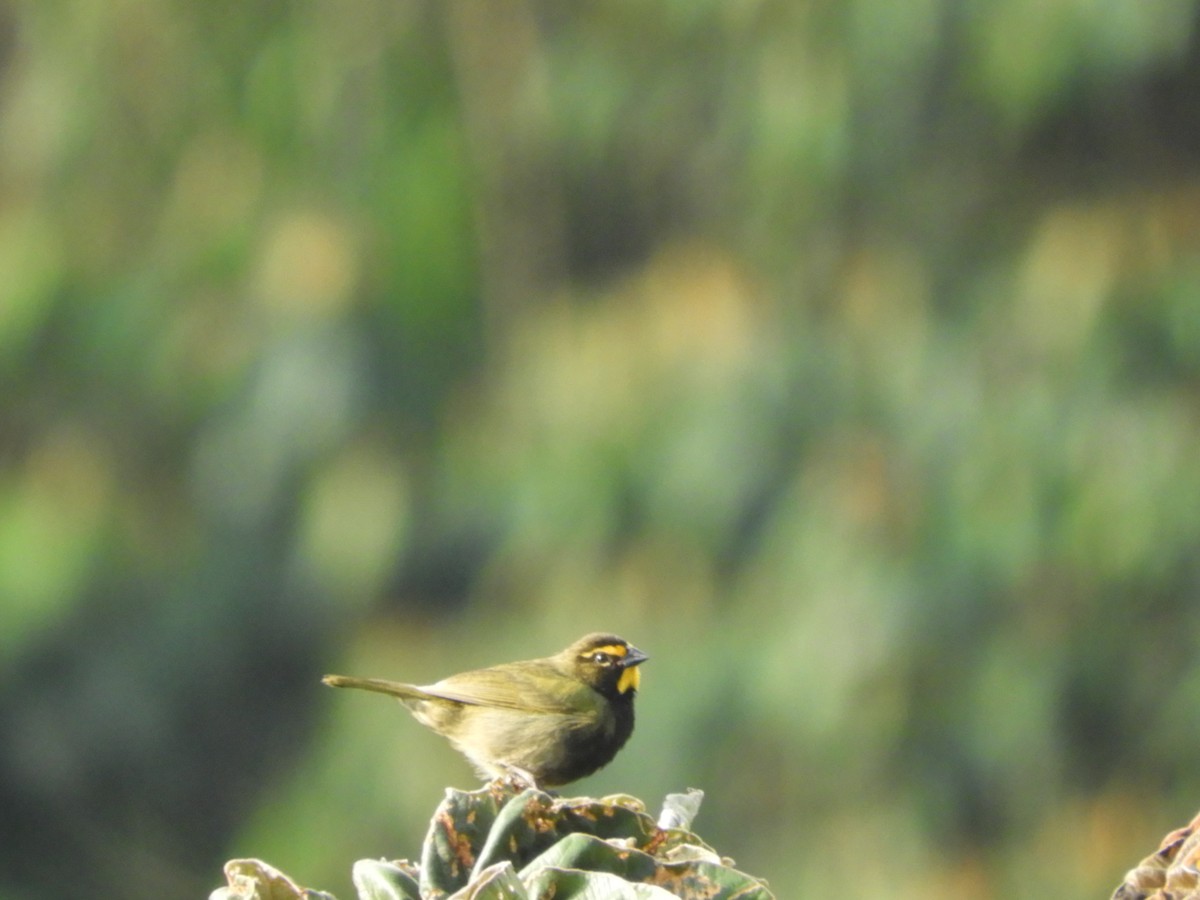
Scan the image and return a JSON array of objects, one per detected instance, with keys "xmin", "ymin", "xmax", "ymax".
[{"xmin": 322, "ymin": 633, "xmax": 648, "ymax": 787}]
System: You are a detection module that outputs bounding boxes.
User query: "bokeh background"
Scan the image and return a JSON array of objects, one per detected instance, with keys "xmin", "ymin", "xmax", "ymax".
[{"xmin": 3, "ymin": 1, "xmax": 1200, "ymax": 897}]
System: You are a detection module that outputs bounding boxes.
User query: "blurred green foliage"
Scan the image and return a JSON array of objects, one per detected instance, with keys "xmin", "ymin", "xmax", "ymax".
[{"xmin": 2, "ymin": 1, "xmax": 1200, "ymax": 898}]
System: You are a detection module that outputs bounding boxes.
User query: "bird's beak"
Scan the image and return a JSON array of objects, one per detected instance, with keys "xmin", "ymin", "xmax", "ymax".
[{"xmin": 621, "ymin": 645, "xmax": 648, "ymax": 667}]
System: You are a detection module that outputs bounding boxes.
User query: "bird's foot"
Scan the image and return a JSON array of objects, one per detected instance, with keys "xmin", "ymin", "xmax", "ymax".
[
  {"xmin": 507, "ymin": 765, "xmax": 540, "ymax": 790},
  {"xmin": 490, "ymin": 766, "xmax": 540, "ymax": 793}
]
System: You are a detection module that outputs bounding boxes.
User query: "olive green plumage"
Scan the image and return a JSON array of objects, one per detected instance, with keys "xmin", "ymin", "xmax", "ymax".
[{"xmin": 323, "ymin": 633, "xmax": 648, "ymax": 787}]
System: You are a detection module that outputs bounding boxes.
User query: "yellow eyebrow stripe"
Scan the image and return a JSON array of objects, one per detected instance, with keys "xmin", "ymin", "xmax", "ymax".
[{"xmin": 589, "ymin": 644, "xmax": 628, "ymax": 657}]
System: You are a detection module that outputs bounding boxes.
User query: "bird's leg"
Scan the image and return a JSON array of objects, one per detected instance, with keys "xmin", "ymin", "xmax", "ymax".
[{"xmin": 500, "ymin": 765, "xmax": 539, "ymax": 792}]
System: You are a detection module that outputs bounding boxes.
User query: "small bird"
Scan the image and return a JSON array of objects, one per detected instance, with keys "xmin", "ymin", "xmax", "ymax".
[{"xmin": 323, "ymin": 633, "xmax": 648, "ymax": 787}]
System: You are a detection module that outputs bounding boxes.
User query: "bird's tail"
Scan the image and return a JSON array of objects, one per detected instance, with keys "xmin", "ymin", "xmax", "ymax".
[{"xmin": 322, "ymin": 674, "xmax": 433, "ymax": 701}]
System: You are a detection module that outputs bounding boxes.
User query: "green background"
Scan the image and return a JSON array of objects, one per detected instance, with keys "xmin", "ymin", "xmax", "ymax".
[{"xmin": 2, "ymin": 1, "xmax": 1200, "ymax": 897}]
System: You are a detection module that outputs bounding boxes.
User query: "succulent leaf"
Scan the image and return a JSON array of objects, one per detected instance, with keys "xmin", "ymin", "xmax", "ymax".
[
  {"xmin": 521, "ymin": 868, "xmax": 678, "ymax": 898},
  {"xmin": 446, "ymin": 862, "xmax": 527, "ymax": 899},
  {"xmin": 519, "ymin": 832, "xmax": 659, "ymax": 882},
  {"xmin": 657, "ymin": 790, "xmax": 705, "ymax": 831},
  {"xmin": 210, "ymin": 858, "xmax": 337, "ymax": 900},
  {"xmin": 419, "ymin": 785, "xmax": 509, "ymax": 897},
  {"xmin": 352, "ymin": 859, "xmax": 422, "ymax": 900}
]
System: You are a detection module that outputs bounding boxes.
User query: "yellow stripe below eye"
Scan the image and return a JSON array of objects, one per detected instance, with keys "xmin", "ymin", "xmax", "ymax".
[
  {"xmin": 617, "ymin": 665, "xmax": 640, "ymax": 694},
  {"xmin": 591, "ymin": 644, "xmax": 628, "ymax": 657}
]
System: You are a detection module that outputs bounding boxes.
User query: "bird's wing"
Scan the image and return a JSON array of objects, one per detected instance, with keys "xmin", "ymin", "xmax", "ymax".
[{"xmin": 419, "ymin": 662, "xmax": 591, "ymax": 717}]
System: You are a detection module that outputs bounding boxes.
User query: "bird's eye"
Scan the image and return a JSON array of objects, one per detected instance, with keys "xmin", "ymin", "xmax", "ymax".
[{"xmin": 591, "ymin": 652, "xmax": 612, "ymax": 666}]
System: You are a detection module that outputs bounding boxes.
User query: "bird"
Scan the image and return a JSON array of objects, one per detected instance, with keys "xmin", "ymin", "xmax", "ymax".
[{"xmin": 322, "ymin": 632, "xmax": 648, "ymax": 787}]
